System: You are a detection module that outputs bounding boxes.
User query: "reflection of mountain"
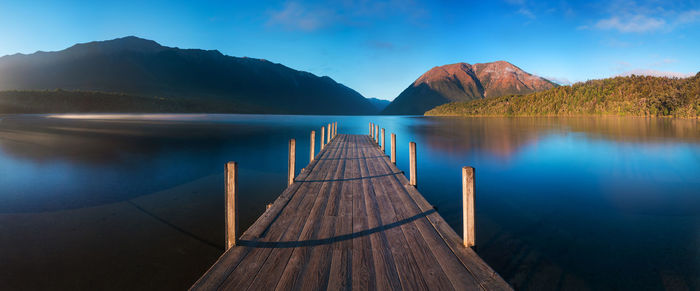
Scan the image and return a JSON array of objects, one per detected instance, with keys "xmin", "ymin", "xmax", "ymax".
[
  {"xmin": 0, "ymin": 36, "xmax": 377, "ymax": 114},
  {"xmin": 420, "ymin": 117, "xmax": 700, "ymax": 159}
]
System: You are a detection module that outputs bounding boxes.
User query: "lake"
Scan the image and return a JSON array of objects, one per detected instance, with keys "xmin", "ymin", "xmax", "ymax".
[{"xmin": 0, "ymin": 114, "xmax": 698, "ymax": 290}]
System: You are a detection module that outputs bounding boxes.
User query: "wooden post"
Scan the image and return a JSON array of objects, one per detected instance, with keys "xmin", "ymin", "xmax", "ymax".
[
  {"xmin": 327, "ymin": 124, "xmax": 331, "ymax": 142},
  {"xmin": 370, "ymin": 122, "xmax": 373, "ymax": 137},
  {"xmin": 288, "ymin": 139, "xmax": 296, "ymax": 186},
  {"xmin": 376, "ymin": 125, "xmax": 380, "ymax": 144},
  {"xmin": 462, "ymin": 166, "xmax": 476, "ymax": 248},
  {"xmin": 266, "ymin": 203, "xmax": 272, "ymax": 210},
  {"xmin": 409, "ymin": 142, "xmax": 417, "ymax": 186},
  {"xmin": 381, "ymin": 128, "xmax": 385, "ymax": 152},
  {"xmin": 321, "ymin": 127, "xmax": 326, "ymax": 150},
  {"xmin": 225, "ymin": 161, "xmax": 238, "ymax": 249},
  {"xmin": 391, "ymin": 133, "xmax": 396, "ymax": 164},
  {"xmin": 374, "ymin": 125, "xmax": 378, "ymax": 143},
  {"xmin": 310, "ymin": 130, "xmax": 315, "ymax": 163}
]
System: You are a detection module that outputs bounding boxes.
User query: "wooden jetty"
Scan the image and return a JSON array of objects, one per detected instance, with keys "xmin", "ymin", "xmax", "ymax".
[{"xmin": 192, "ymin": 123, "xmax": 511, "ymax": 290}]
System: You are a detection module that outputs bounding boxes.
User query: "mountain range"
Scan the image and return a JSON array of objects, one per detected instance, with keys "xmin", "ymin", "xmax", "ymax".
[
  {"xmin": 0, "ymin": 36, "xmax": 377, "ymax": 115},
  {"xmin": 381, "ymin": 61, "xmax": 556, "ymax": 115},
  {"xmin": 0, "ymin": 37, "xmax": 558, "ymax": 115}
]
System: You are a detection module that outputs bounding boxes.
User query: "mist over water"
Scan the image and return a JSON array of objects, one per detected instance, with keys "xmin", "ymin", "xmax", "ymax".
[{"xmin": 0, "ymin": 114, "xmax": 698, "ymax": 290}]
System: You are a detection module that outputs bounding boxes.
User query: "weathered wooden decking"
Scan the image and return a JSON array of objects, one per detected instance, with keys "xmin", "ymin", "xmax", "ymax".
[{"xmin": 192, "ymin": 134, "xmax": 511, "ymax": 290}]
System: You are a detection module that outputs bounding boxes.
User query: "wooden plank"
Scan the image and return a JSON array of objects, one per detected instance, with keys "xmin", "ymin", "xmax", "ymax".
[
  {"xmin": 356, "ymin": 136, "xmax": 404, "ymax": 291},
  {"xmin": 326, "ymin": 136, "xmax": 355, "ymax": 290},
  {"xmin": 272, "ymin": 135, "xmax": 349, "ymax": 290},
  {"xmin": 291, "ymin": 135, "xmax": 358, "ymax": 290},
  {"xmin": 359, "ymin": 136, "xmax": 443, "ymax": 291},
  {"xmin": 226, "ymin": 135, "xmax": 349, "ymax": 290},
  {"xmin": 351, "ymin": 137, "xmax": 377, "ymax": 290}
]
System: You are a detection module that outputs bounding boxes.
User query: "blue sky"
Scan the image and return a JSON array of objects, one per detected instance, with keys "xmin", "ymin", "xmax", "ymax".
[{"xmin": 1, "ymin": 0, "xmax": 699, "ymax": 100}]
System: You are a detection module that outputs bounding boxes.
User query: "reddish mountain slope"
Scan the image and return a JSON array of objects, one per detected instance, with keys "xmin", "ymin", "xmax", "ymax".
[{"xmin": 382, "ymin": 61, "xmax": 555, "ymax": 115}]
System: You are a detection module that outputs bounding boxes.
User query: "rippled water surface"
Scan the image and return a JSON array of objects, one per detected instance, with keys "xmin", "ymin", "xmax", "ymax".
[{"xmin": 0, "ymin": 114, "xmax": 698, "ymax": 290}]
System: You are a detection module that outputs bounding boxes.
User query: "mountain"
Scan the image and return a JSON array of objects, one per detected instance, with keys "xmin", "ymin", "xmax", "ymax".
[
  {"xmin": 366, "ymin": 97, "xmax": 391, "ymax": 112},
  {"xmin": 426, "ymin": 73, "xmax": 700, "ymax": 118},
  {"xmin": 0, "ymin": 36, "xmax": 377, "ymax": 115},
  {"xmin": 381, "ymin": 61, "xmax": 556, "ymax": 115}
]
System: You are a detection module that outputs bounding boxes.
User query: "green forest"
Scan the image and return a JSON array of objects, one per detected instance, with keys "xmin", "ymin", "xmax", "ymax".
[{"xmin": 426, "ymin": 73, "xmax": 700, "ymax": 118}]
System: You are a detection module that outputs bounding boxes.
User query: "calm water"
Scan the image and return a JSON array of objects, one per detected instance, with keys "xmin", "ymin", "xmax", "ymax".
[{"xmin": 0, "ymin": 114, "xmax": 698, "ymax": 290}]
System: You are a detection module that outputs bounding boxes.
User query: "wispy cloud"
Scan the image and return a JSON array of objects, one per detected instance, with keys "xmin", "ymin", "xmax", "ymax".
[
  {"xmin": 517, "ymin": 8, "xmax": 536, "ymax": 19},
  {"xmin": 594, "ymin": 15, "xmax": 666, "ymax": 33},
  {"xmin": 544, "ymin": 76, "xmax": 572, "ymax": 85},
  {"xmin": 267, "ymin": 2, "xmax": 334, "ymax": 31},
  {"xmin": 619, "ymin": 69, "xmax": 693, "ymax": 78},
  {"xmin": 583, "ymin": 1, "xmax": 700, "ymax": 33},
  {"xmin": 504, "ymin": 0, "xmax": 537, "ymax": 20},
  {"xmin": 266, "ymin": 0, "xmax": 428, "ymax": 32}
]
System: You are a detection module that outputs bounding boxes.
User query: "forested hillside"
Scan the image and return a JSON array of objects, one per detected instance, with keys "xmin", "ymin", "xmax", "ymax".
[{"xmin": 426, "ymin": 73, "xmax": 700, "ymax": 118}]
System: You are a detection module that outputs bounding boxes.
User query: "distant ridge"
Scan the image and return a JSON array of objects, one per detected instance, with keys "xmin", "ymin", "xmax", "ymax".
[
  {"xmin": 382, "ymin": 61, "xmax": 556, "ymax": 115},
  {"xmin": 366, "ymin": 97, "xmax": 391, "ymax": 112},
  {"xmin": 0, "ymin": 36, "xmax": 377, "ymax": 115}
]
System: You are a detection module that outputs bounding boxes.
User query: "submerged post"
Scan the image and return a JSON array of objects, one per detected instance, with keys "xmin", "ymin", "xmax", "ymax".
[
  {"xmin": 391, "ymin": 133, "xmax": 396, "ymax": 164},
  {"xmin": 310, "ymin": 130, "xmax": 316, "ymax": 163},
  {"xmin": 288, "ymin": 139, "xmax": 296, "ymax": 186},
  {"xmin": 409, "ymin": 141, "xmax": 417, "ymax": 186},
  {"xmin": 225, "ymin": 161, "xmax": 238, "ymax": 249},
  {"xmin": 462, "ymin": 167, "xmax": 476, "ymax": 248},
  {"xmin": 321, "ymin": 127, "xmax": 325, "ymax": 150},
  {"xmin": 381, "ymin": 128, "xmax": 385, "ymax": 152}
]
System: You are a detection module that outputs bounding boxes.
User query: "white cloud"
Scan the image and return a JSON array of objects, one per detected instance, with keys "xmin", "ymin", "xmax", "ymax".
[
  {"xmin": 677, "ymin": 9, "xmax": 700, "ymax": 24},
  {"xmin": 267, "ymin": 2, "xmax": 334, "ymax": 31},
  {"xmin": 594, "ymin": 14, "xmax": 666, "ymax": 32},
  {"xmin": 619, "ymin": 69, "xmax": 693, "ymax": 78},
  {"xmin": 517, "ymin": 8, "xmax": 536, "ymax": 19},
  {"xmin": 266, "ymin": 0, "xmax": 428, "ymax": 32},
  {"xmin": 545, "ymin": 76, "xmax": 572, "ymax": 85}
]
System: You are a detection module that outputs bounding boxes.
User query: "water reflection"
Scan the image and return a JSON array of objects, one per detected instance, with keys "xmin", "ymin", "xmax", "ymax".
[{"xmin": 0, "ymin": 114, "xmax": 698, "ymax": 290}]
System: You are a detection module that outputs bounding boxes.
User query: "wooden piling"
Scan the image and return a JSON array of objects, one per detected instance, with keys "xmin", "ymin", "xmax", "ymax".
[
  {"xmin": 391, "ymin": 133, "xmax": 396, "ymax": 164},
  {"xmin": 288, "ymin": 139, "xmax": 296, "ymax": 186},
  {"xmin": 310, "ymin": 131, "xmax": 316, "ymax": 163},
  {"xmin": 370, "ymin": 122, "xmax": 373, "ymax": 137},
  {"xmin": 375, "ymin": 125, "xmax": 379, "ymax": 143},
  {"xmin": 462, "ymin": 166, "xmax": 475, "ymax": 248},
  {"xmin": 381, "ymin": 128, "xmax": 385, "ymax": 152},
  {"xmin": 327, "ymin": 124, "xmax": 331, "ymax": 142},
  {"xmin": 321, "ymin": 127, "xmax": 325, "ymax": 150},
  {"xmin": 225, "ymin": 161, "xmax": 238, "ymax": 249},
  {"xmin": 409, "ymin": 141, "xmax": 417, "ymax": 186}
]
